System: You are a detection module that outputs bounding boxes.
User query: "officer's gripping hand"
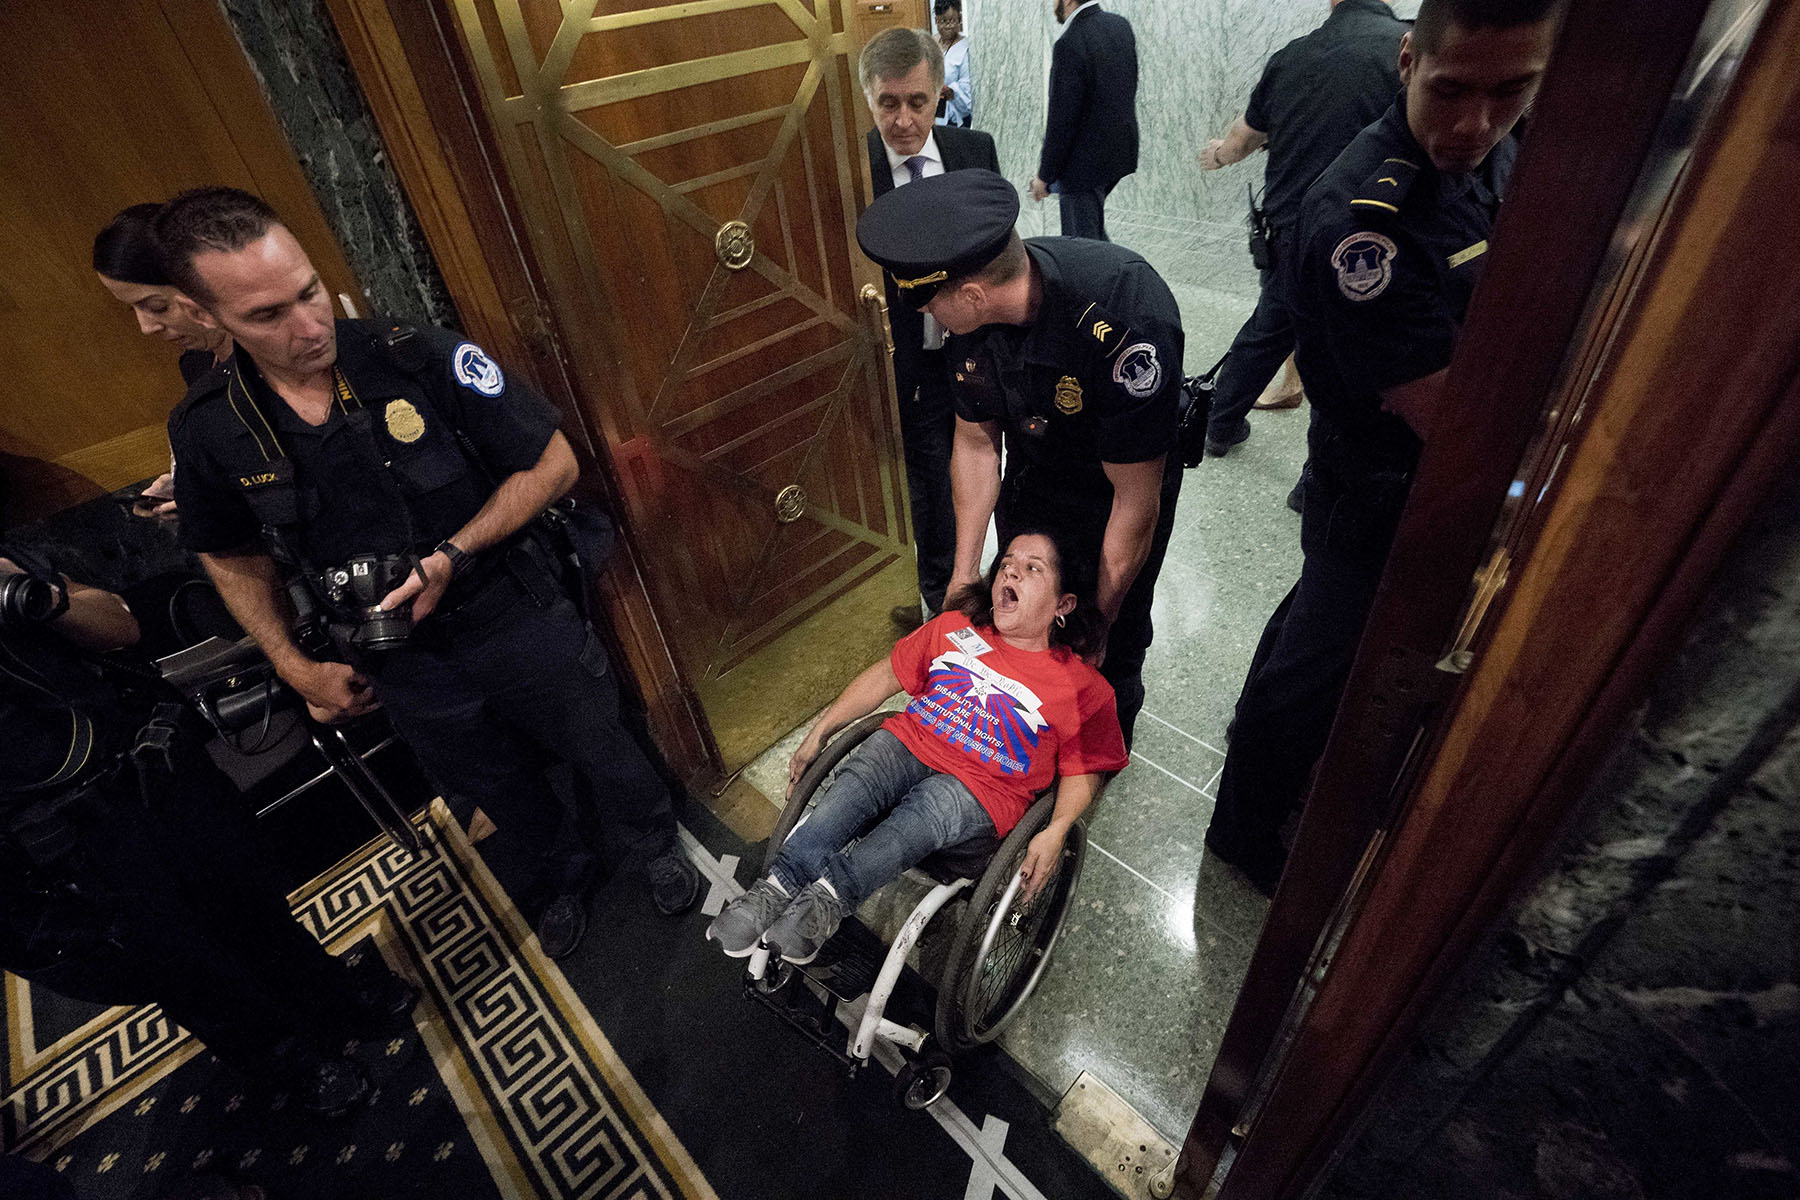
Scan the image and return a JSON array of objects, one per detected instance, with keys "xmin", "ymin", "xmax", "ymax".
[
  {"xmin": 379, "ymin": 551, "xmax": 455, "ymax": 622},
  {"xmin": 1199, "ymin": 139, "xmax": 1226, "ymax": 171},
  {"xmin": 294, "ymin": 660, "xmax": 380, "ymax": 724},
  {"xmin": 1027, "ymin": 176, "xmax": 1050, "ymax": 203}
]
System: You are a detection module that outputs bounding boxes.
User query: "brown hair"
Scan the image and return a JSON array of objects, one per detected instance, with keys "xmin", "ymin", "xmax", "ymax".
[
  {"xmin": 947, "ymin": 526, "xmax": 1108, "ymax": 658},
  {"xmin": 153, "ymin": 187, "xmax": 281, "ymax": 306}
]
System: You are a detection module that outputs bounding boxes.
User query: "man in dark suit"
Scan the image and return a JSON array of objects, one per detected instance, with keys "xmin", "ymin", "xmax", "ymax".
[
  {"xmin": 1029, "ymin": 0, "xmax": 1140, "ymax": 242},
  {"xmin": 860, "ymin": 27, "xmax": 1001, "ymax": 628}
]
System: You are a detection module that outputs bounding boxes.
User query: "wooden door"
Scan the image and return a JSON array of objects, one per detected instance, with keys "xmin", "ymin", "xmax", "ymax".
[
  {"xmin": 444, "ymin": 0, "xmax": 913, "ymax": 768},
  {"xmin": 0, "ymin": 0, "xmax": 360, "ymax": 523}
]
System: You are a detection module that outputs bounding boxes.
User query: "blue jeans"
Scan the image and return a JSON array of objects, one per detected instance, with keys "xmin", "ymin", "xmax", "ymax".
[{"xmin": 771, "ymin": 729, "xmax": 996, "ymax": 908}]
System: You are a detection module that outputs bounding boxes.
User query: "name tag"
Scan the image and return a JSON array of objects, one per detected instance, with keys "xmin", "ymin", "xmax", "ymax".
[
  {"xmin": 1447, "ymin": 240, "xmax": 1489, "ymax": 269},
  {"xmin": 947, "ymin": 626, "xmax": 992, "ymax": 657}
]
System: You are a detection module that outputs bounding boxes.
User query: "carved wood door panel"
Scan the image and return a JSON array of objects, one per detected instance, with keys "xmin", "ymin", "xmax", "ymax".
[{"xmin": 447, "ymin": 0, "xmax": 910, "ymax": 766}]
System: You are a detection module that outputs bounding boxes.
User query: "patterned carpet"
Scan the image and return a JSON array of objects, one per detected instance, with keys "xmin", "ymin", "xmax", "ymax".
[{"xmin": 1, "ymin": 799, "xmax": 716, "ymax": 1200}]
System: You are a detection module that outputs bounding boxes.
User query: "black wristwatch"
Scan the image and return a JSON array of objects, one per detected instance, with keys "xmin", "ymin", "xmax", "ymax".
[{"xmin": 434, "ymin": 539, "xmax": 471, "ymax": 578}]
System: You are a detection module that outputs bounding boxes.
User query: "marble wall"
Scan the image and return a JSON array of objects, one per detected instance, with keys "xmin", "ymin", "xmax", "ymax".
[
  {"xmin": 221, "ymin": 0, "xmax": 457, "ymax": 327},
  {"xmin": 953, "ymin": 0, "xmax": 1416, "ymax": 254},
  {"xmin": 1316, "ymin": 467, "xmax": 1800, "ymax": 1200}
]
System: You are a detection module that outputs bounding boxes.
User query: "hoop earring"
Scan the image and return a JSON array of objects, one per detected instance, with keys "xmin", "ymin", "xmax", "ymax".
[{"xmin": 1055, "ymin": 613, "xmax": 1067, "ymax": 628}]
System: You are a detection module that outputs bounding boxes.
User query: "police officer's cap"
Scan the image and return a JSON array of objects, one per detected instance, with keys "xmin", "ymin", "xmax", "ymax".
[{"xmin": 856, "ymin": 169, "xmax": 1019, "ymax": 309}]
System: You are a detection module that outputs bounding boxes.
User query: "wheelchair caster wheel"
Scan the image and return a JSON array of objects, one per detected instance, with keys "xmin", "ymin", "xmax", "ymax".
[
  {"xmin": 753, "ymin": 960, "xmax": 794, "ymax": 994},
  {"xmin": 893, "ymin": 1049, "xmax": 953, "ymax": 1110}
]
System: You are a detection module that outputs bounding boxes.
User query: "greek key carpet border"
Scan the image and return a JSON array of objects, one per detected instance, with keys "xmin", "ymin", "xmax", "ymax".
[{"xmin": 3, "ymin": 801, "xmax": 718, "ymax": 1200}]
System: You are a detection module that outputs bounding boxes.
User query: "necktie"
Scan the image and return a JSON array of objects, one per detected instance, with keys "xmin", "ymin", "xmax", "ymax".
[{"xmin": 904, "ymin": 155, "xmax": 928, "ymax": 183}]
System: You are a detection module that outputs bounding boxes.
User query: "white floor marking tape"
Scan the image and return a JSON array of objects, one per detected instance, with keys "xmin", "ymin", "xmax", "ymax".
[{"xmin": 678, "ymin": 823, "xmax": 1053, "ymax": 1200}]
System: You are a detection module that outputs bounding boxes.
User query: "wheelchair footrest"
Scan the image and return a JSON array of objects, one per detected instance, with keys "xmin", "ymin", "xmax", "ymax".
[
  {"xmin": 794, "ymin": 918, "xmax": 888, "ymax": 1002},
  {"xmin": 744, "ymin": 975, "xmax": 858, "ymax": 1071}
]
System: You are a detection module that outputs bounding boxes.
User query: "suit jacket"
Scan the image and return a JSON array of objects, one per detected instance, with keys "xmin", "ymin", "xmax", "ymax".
[
  {"xmin": 1038, "ymin": 3, "xmax": 1139, "ymax": 191},
  {"xmin": 866, "ymin": 125, "xmax": 1001, "ymax": 391}
]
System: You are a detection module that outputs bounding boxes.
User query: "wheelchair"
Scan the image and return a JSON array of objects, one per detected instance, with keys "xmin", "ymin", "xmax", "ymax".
[{"xmin": 742, "ymin": 711, "xmax": 1089, "ymax": 1109}]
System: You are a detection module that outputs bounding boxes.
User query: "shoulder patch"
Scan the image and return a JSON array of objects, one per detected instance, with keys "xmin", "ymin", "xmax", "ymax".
[
  {"xmin": 1074, "ymin": 301, "xmax": 1129, "ymax": 359},
  {"xmin": 451, "ymin": 342, "xmax": 505, "ymax": 397},
  {"xmin": 1331, "ymin": 232, "xmax": 1398, "ymax": 302},
  {"xmin": 1349, "ymin": 156, "xmax": 1421, "ymax": 216},
  {"xmin": 1111, "ymin": 342, "xmax": 1163, "ymax": 398}
]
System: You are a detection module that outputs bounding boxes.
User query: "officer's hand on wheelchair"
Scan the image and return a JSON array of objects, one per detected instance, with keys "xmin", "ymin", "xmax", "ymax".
[
  {"xmin": 1018, "ymin": 826, "xmax": 1068, "ymax": 903},
  {"xmin": 378, "ymin": 550, "xmax": 455, "ymax": 622},
  {"xmin": 293, "ymin": 660, "xmax": 380, "ymax": 723}
]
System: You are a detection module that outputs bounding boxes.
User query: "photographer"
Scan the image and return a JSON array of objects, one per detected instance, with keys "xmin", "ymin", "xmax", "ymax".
[
  {"xmin": 159, "ymin": 188, "xmax": 699, "ymax": 961},
  {"xmin": 0, "ymin": 546, "xmax": 411, "ymax": 1118}
]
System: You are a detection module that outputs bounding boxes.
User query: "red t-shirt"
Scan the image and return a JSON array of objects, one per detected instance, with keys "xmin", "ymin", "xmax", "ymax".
[{"xmin": 882, "ymin": 613, "xmax": 1129, "ymax": 836}]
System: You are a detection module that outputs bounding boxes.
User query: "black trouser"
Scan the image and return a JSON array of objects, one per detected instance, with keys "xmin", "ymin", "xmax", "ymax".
[
  {"xmin": 1059, "ymin": 185, "xmax": 1111, "ymax": 241},
  {"xmin": 998, "ymin": 460, "xmax": 1182, "ymax": 747},
  {"xmin": 1206, "ymin": 232, "xmax": 1294, "ymax": 440},
  {"xmin": 1207, "ymin": 437, "xmax": 1409, "ymax": 886},
  {"xmin": 4, "ymin": 757, "xmax": 367, "ymax": 1076},
  {"xmin": 894, "ymin": 346, "xmax": 957, "ymax": 613},
  {"xmin": 363, "ymin": 561, "xmax": 675, "ymax": 918}
]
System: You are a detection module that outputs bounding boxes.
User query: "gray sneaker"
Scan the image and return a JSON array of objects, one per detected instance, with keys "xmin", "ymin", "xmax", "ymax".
[
  {"xmin": 762, "ymin": 880, "xmax": 849, "ymax": 965},
  {"xmin": 706, "ymin": 879, "xmax": 790, "ymax": 957}
]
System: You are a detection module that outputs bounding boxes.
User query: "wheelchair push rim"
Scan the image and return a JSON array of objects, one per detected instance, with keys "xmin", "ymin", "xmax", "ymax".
[{"xmin": 937, "ymin": 801, "xmax": 1086, "ymax": 1051}]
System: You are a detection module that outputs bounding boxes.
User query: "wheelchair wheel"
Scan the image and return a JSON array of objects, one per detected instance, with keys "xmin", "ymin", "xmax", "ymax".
[
  {"xmin": 934, "ymin": 797, "xmax": 1086, "ymax": 1054},
  {"xmin": 893, "ymin": 1048, "xmax": 953, "ymax": 1110},
  {"xmin": 761, "ymin": 711, "xmax": 893, "ymax": 876}
]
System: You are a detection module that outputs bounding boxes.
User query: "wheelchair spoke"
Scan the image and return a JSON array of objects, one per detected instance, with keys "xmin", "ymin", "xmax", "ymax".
[{"xmin": 970, "ymin": 861, "xmax": 1065, "ymax": 1031}]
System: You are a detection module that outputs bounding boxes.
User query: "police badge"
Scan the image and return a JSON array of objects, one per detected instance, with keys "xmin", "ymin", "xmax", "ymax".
[
  {"xmin": 383, "ymin": 398, "xmax": 426, "ymax": 444},
  {"xmin": 1054, "ymin": 375, "xmax": 1084, "ymax": 414}
]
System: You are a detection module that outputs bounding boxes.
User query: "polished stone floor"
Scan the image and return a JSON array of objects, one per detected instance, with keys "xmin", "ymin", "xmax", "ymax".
[{"xmin": 731, "ymin": 220, "xmax": 1308, "ymax": 1142}]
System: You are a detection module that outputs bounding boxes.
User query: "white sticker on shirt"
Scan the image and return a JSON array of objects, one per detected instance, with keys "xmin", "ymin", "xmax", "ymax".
[
  {"xmin": 1331, "ymin": 231, "xmax": 1398, "ymax": 302},
  {"xmin": 1112, "ymin": 342, "xmax": 1162, "ymax": 398},
  {"xmin": 452, "ymin": 341, "xmax": 505, "ymax": 396},
  {"xmin": 946, "ymin": 626, "xmax": 992, "ymax": 657}
]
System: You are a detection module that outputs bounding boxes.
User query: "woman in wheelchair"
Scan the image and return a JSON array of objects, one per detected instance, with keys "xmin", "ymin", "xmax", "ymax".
[{"xmin": 708, "ymin": 528, "xmax": 1128, "ymax": 966}]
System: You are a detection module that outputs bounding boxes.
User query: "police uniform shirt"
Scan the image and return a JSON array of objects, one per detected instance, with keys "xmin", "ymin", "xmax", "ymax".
[
  {"xmin": 1288, "ymin": 99, "xmax": 1516, "ymax": 464},
  {"xmin": 1245, "ymin": 0, "xmax": 1409, "ymax": 232},
  {"xmin": 950, "ymin": 238, "xmax": 1182, "ymax": 505},
  {"xmin": 171, "ymin": 320, "xmax": 560, "ymax": 571}
]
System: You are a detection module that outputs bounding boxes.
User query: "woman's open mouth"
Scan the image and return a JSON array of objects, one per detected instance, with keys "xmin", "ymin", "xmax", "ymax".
[{"xmin": 997, "ymin": 584, "xmax": 1019, "ymax": 609}]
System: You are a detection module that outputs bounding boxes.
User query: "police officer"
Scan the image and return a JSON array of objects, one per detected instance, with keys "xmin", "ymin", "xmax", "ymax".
[
  {"xmin": 857, "ymin": 170, "xmax": 1184, "ymax": 745},
  {"xmin": 1204, "ymin": 0, "xmax": 1558, "ymax": 894},
  {"xmin": 0, "ymin": 546, "xmax": 408, "ymax": 1117},
  {"xmin": 157, "ymin": 188, "xmax": 700, "ymax": 960},
  {"xmin": 1196, "ymin": 0, "xmax": 1409, "ymax": 456}
]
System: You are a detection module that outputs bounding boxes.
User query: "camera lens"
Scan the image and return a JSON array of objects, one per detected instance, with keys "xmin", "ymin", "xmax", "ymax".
[
  {"xmin": 0, "ymin": 573, "xmax": 58, "ymax": 626},
  {"xmin": 351, "ymin": 604, "xmax": 414, "ymax": 651}
]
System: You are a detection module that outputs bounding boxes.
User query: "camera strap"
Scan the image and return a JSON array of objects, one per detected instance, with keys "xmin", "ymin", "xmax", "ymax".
[
  {"xmin": 129, "ymin": 702, "xmax": 189, "ymax": 800},
  {"xmin": 0, "ymin": 640, "xmax": 102, "ymax": 794}
]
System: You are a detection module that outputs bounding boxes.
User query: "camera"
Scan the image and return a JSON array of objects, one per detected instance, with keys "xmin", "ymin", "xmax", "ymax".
[
  {"xmin": 0, "ymin": 570, "xmax": 65, "ymax": 629},
  {"xmin": 320, "ymin": 554, "xmax": 417, "ymax": 651}
]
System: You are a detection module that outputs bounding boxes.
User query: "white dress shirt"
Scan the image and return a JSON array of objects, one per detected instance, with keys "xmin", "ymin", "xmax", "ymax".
[{"xmin": 884, "ymin": 133, "xmax": 947, "ymax": 349}]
